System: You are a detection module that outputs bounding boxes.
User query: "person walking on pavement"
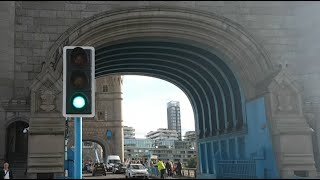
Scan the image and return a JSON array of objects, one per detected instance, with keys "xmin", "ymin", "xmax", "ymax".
[
  {"xmin": 177, "ymin": 160, "xmax": 182, "ymax": 177},
  {"xmin": 165, "ymin": 159, "xmax": 172, "ymax": 178},
  {"xmin": 157, "ymin": 159, "xmax": 166, "ymax": 179},
  {"xmin": 0, "ymin": 162, "xmax": 13, "ymax": 179}
]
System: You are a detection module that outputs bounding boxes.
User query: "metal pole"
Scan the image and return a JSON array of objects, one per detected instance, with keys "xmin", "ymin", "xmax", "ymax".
[
  {"xmin": 65, "ymin": 118, "xmax": 69, "ymax": 178},
  {"xmin": 74, "ymin": 117, "xmax": 82, "ymax": 179}
]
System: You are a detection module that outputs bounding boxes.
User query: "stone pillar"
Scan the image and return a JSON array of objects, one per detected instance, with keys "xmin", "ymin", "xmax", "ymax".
[
  {"xmin": 0, "ymin": 0, "xmax": 15, "ymax": 165},
  {"xmin": 0, "ymin": 124, "xmax": 6, "ymax": 162},
  {"xmin": 259, "ymin": 69, "xmax": 317, "ymax": 178},
  {"xmin": 28, "ymin": 68, "xmax": 65, "ymax": 178}
]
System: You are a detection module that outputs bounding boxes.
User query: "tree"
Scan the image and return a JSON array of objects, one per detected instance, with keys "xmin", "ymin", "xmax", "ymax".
[{"xmin": 186, "ymin": 156, "xmax": 197, "ymax": 168}]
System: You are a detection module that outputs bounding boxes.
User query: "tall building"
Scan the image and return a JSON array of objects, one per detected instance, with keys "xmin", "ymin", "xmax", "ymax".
[
  {"xmin": 124, "ymin": 126, "xmax": 135, "ymax": 139},
  {"xmin": 167, "ymin": 101, "xmax": 182, "ymax": 140}
]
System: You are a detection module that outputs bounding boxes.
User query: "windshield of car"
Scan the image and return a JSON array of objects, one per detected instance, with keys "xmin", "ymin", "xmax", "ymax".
[
  {"xmin": 130, "ymin": 165, "xmax": 145, "ymax": 169},
  {"xmin": 116, "ymin": 163, "xmax": 124, "ymax": 167},
  {"xmin": 110, "ymin": 160, "xmax": 121, "ymax": 164}
]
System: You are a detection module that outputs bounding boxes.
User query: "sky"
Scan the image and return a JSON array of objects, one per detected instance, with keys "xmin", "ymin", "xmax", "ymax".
[{"xmin": 122, "ymin": 75, "xmax": 195, "ymax": 139}]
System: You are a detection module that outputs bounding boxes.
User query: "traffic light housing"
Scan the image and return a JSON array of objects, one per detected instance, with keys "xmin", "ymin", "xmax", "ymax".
[{"xmin": 63, "ymin": 46, "xmax": 95, "ymax": 117}]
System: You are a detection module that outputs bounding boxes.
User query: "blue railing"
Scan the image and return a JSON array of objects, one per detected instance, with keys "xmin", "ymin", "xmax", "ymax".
[
  {"xmin": 216, "ymin": 160, "xmax": 257, "ymax": 179},
  {"xmin": 148, "ymin": 167, "xmax": 160, "ymax": 177}
]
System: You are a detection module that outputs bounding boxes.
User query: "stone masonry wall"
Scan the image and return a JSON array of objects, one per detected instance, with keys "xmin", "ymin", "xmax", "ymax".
[{"xmin": 12, "ymin": 1, "xmax": 320, "ymax": 103}]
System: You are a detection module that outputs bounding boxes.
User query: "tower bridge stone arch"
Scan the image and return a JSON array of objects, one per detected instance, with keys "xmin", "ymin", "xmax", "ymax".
[{"xmin": 27, "ymin": 7, "xmax": 316, "ymax": 179}]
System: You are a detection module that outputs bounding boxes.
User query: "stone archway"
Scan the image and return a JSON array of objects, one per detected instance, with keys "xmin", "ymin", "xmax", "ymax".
[
  {"xmin": 68, "ymin": 121, "xmax": 110, "ymax": 163},
  {"xmin": 29, "ymin": 7, "xmax": 316, "ymax": 179}
]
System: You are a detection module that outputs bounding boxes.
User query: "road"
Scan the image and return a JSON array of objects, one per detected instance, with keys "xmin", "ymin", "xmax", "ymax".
[
  {"xmin": 83, "ymin": 172, "xmax": 125, "ymax": 179},
  {"xmin": 82, "ymin": 172, "xmax": 155, "ymax": 179}
]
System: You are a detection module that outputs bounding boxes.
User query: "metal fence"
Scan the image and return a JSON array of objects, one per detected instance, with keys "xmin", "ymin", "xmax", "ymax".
[
  {"xmin": 182, "ymin": 168, "xmax": 197, "ymax": 178},
  {"xmin": 216, "ymin": 160, "xmax": 257, "ymax": 179}
]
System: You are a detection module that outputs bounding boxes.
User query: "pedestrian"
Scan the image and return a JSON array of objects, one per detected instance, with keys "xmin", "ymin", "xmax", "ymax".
[
  {"xmin": 0, "ymin": 162, "xmax": 13, "ymax": 179},
  {"xmin": 169, "ymin": 161, "xmax": 174, "ymax": 177},
  {"xmin": 172, "ymin": 163, "xmax": 177, "ymax": 176},
  {"xmin": 165, "ymin": 159, "xmax": 172, "ymax": 178},
  {"xmin": 177, "ymin": 160, "xmax": 182, "ymax": 177},
  {"xmin": 157, "ymin": 159, "xmax": 166, "ymax": 179}
]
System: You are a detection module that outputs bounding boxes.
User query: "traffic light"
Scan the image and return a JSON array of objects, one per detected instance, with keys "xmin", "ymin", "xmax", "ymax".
[{"xmin": 63, "ymin": 46, "xmax": 95, "ymax": 117}]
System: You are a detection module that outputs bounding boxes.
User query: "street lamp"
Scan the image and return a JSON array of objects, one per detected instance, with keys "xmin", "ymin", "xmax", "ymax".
[{"xmin": 23, "ymin": 127, "xmax": 29, "ymax": 134}]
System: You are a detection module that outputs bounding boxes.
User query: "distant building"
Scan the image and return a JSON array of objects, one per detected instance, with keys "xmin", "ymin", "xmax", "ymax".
[
  {"xmin": 124, "ymin": 138, "xmax": 153, "ymax": 161},
  {"xmin": 124, "ymin": 126, "xmax": 135, "ymax": 139},
  {"xmin": 183, "ymin": 131, "xmax": 197, "ymax": 150},
  {"xmin": 167, "ymin": 101, "xmax": 182, "ymax": 140},
  {"xmin": 146, "ymin": 128, "xmax": 178, "ymax": 141},
  {"xmin": 123, "ymin": 138, "xmax": 196, "ymax": 166},
  {"xmin": 184, "ymin": 131, "xmax": 196, "ymax": 141},
  {"xmin": 124, "ymin": 128, "xmax": 196, "ymax": 166}
]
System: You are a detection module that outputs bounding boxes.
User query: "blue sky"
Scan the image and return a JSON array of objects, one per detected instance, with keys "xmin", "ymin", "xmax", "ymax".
[{"xmin": 122, "ymin": 75, "xmax": 195, "ymax": 138}]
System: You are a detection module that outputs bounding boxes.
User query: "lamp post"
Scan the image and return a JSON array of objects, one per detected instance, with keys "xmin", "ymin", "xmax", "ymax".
[
  {"xmin": 22, "ymin": 127, "xmax": 29, "ymax": 177},
  {"xmin": 23, "ymin": 127, "xmax": 29, "ymax": 134}
]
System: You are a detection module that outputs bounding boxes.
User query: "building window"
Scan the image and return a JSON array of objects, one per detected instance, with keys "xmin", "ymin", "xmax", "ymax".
[
  {"xmin": 98, "ymin": 111, "xmax": 104, "ymax": 120},
  {"xmin": 103, "ymin": 85, "xmax": 108, "ymax": 92}
]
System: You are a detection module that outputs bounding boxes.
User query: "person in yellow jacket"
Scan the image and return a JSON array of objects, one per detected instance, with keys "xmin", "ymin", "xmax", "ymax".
[{"xmin": 157, "ymin": 159, "xmax": 166, "ymax": 179}]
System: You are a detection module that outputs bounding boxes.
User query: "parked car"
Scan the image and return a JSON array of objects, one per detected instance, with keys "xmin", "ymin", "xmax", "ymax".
[
  {"xmin": 125, "ymin": 164, "xmax": 149, "ymax": 179},
  {"xmin": 92, "ymin": 163, "xmax": 107, "ymax": 176},
  {"xmin": 112, "ymin": 163, "xmax": 127, "ymax": 174}
]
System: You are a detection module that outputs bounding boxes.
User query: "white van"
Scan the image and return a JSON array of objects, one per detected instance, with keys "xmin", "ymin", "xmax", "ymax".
[{"xmin": 106, "ymin": 155, "xmax": 121, "ymax": 171}]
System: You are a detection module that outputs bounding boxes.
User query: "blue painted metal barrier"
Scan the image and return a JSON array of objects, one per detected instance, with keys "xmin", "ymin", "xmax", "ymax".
[
  {"xmin": 65, "ymin": 148, "xmax": 74, "ymax": 179},
  {"xmin": 216, "ymin": 160, "xmax": 257, "ymax": 179},
  {"xmin": 148, "ymin": 167, "xmax": 160, "ymax": 178}
]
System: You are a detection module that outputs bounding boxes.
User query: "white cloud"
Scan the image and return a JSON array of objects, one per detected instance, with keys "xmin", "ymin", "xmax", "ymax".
[{"xmin": 123, "ymin": 75, "xmax": 195, "ymax": 139}]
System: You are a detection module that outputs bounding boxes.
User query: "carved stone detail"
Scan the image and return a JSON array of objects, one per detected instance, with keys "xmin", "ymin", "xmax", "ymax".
[
  {"xmin": 274, "ymin": 81, "xmax": 298, "ymax": 114},
  {"xmin": 39, "ymin": 89, "xmax": 56, "ymax": 112}
]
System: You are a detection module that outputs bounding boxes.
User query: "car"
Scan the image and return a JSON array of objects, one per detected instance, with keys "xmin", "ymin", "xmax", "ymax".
[
  {"xmin": 112, "ymin": 163, "xmax": 127, "ymax": 174},
  {"xmin": 106, "ymin": 155, "xmax": 121, "ymax": 172},
  {"xmin": 125, "ymin": 164, "xmax": 149, "ymax": 179},
  {"xmin": 88, "ymin": 164, "xmax": 93, "ymax": 173},
  {"xmin": 92, "ymin": 163, "xmax": 107, "ymax": 176}
]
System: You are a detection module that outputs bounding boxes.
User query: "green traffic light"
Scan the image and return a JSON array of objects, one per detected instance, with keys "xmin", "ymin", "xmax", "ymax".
[{"xmin": 72, "ymin": 95, "xmax": 86, "ymax": 109}]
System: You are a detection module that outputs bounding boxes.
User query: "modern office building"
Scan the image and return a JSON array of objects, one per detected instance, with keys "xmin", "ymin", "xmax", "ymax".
[
  {"xmin": 146, "ymin": 128, "xmax": 178, "ymax": 141},
  {"xmin": 183, "ymin": 131, "xmax": 197, "ymax": 149},
  {"xmin": 124, "ymin": 126, "xmax": 135, "ymax": 139},
  {"xmin": 124, "ymin": 138, "xmax": 153, "ymax": 161},
  {"xmin": 123, "ymin": 137, "xmax": 196, "ymax": 166},
  {"xmin": 167, "ymin": 101, "xmax": 182, "ymax": 140},
  {"xmin": 124, "ymin": 128, "xmax": 197, "ymax": 166}
]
